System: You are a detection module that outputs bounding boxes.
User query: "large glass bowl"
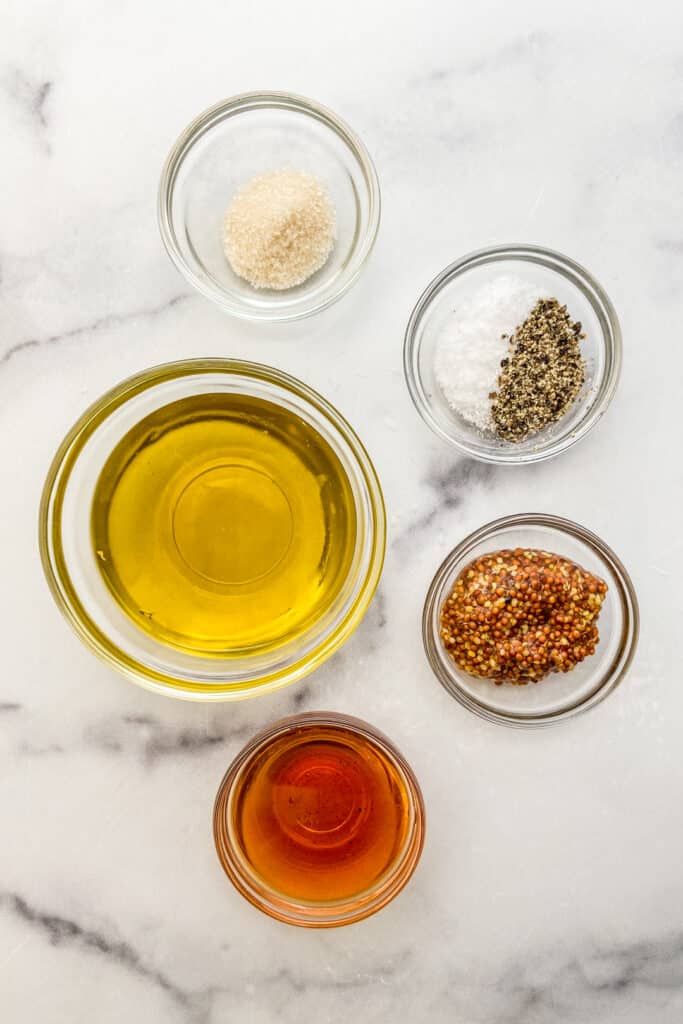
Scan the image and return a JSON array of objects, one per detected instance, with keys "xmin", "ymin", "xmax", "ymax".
[
  {"xmin": 404, "ymin": 245, "xmax": 622, "ymax": 464},
  {"xmin": 423, "ymin": 514, "xmax": 639, "ymax": 727},
  {"xmin": 158, "ymin": 92, "xmax": 381, "ymax": 322},
  {"xmin": 39, "ymin": 360, "xmax": 385, "ymax": 701}
]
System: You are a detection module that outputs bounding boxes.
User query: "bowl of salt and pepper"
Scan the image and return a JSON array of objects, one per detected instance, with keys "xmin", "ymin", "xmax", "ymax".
[{"xmin": 40, "ymin": 92, "xmax": 638, "ymax": 927}]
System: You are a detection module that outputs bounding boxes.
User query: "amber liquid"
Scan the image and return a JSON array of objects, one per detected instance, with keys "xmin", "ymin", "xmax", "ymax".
[{"xmin": 231, "ymin": 724, "xmax": 413, "ymax": 902}]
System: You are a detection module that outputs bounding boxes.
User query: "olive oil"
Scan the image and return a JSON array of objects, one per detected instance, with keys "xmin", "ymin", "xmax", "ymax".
[{"xmin": 91, "ymin": 393, "xmax": 356, "ymax": 655}]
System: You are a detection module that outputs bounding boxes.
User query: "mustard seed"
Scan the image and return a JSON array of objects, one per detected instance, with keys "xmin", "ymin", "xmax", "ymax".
[{"xmin": 439, "ymin": 548, "xmax": 608, "ymax": 685}]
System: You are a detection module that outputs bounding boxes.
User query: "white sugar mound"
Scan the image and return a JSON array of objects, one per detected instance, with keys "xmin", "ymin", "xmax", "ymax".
[
  {"xmin": 223, "ymin": 168, "xmax": 336, "ymax": 291},
  {"xmin": 434, "ymin": 276, "xmax": 544, "ymax": 432}
]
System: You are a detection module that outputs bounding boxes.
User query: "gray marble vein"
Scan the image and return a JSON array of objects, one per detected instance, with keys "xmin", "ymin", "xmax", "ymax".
[
  {"xmin": 3, "ymin": 69, "xmax": 52, "ymax": 145},
  {"xmin": 0, "ymin": 891, "xmax": 208, "ymax": 1019},
  {"xmin": 414, "ymin": 30, "xmax": 554, "ymax": 85},
  {"xmin": 428, "ymin": 934, "xmax": 683, "ymax": 1023},
  {"xmin": 290, "ymin": 682, "xmax": 313, "ymax": 709},
  {"xmin": 0, "ymin": 293, "xmax": 190, "ymax": 367},
  {"xmin": 393, "ymin": 457, "xmax": 495, "ymax": 548},
  {"xmin": 82, "ymin": 714, "xmax": 255, "ymax": 764}
]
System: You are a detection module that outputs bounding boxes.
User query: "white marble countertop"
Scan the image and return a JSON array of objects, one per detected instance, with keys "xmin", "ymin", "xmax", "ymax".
[{"xmin": 3, "ymin": 2, "xmax": 682, "ymax": 1021}]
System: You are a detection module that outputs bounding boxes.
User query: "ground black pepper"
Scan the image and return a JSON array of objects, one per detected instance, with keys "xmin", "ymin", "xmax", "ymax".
[{"xmin": 491, "ymin": 298, "xmax": 586, "ymax": 441}]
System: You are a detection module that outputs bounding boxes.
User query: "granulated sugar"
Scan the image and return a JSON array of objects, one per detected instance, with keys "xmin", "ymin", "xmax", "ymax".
[
  {"xmin": 223, "ymin": 169, "xmax": 336, "ymax": 290},
  {"xmin": 434, "ymin": 276, "xmax": 544, "ymax": 432}
]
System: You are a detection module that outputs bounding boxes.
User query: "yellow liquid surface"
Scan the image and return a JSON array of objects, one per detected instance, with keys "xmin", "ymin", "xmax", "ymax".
[{"xmin": 91, "ymin": 394, "xmax": 357, "ymax": 654}]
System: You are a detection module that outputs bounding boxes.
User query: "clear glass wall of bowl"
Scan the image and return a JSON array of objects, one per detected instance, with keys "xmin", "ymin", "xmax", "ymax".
[
  {"xmin": 158, "ymin": 92, "xmax": 381, "ymax": 321},
  {"xmin": 404, "ymin": 245, "xmax": 622, "ymax": 464},
  {"xmin": 423, "ymin": 514, "xmax": 639, "ymax": 727},
  {"xmin": 40, "ymin": 360, "xmax": 385, "ymax": 700}
]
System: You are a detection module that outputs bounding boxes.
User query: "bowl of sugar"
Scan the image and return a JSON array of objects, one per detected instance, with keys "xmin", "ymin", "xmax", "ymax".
[
  {"xmin": 158, "ymin": 92, "xmax": 381, "ymax": 322},
  {"xmin": 403, "ymin": 244, "xmax": 621, "ymax": 464}
]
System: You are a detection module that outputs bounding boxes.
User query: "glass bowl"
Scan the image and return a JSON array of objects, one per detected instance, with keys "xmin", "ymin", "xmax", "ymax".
[
  {"xmin": 423, "ymin": 514, "xmax": 639, "ymax": 727},
  {"xmin": 158, "ymin": 92, "xmax": 381, "ymax": 322},
  {"xmin": 404, "ymin": 244, "xmax": 622, "ymax": 464},
  {"xmin": 213, "ymin": 712, "xmax": 425, "ymax": 927},
  {"xmin": 39, "ymin": 360, "xmax": 385, "ymax": 701}
]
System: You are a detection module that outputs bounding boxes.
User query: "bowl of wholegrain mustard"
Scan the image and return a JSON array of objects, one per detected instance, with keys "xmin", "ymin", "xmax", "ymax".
[{"xmin": 423, "ymin": 514, "xmax": 638, "ymax": 727}]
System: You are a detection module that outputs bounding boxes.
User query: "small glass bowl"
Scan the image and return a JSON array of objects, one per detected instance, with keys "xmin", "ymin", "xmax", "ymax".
[
  {"xmin": 404, "ymin": 244, "xmax": 622, "ymax": 464},
  {"xmin": 158, "ymin": 92, "xmax": 381, "ymax": 322},
  {"xmin": 213, "ymin": 712, "xmax": 425, "ymax": 927},
  {"xmin": 423, "ymin": 514, "xmax": 639, "ymax": 727},
  {"xmin": 39, "ymin": 360, "xmax": 385, "ymax": 701}
]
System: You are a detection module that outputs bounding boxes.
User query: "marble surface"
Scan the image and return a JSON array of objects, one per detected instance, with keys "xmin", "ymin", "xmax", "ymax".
[{"xmin": 2, "ymin": 2, "xmax": 682, "ymax": 1021}]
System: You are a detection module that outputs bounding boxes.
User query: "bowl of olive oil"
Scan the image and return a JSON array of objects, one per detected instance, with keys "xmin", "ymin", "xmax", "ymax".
[{"xmin": 40, "ymin": 360, "xmax": 385, "ymax": 700}]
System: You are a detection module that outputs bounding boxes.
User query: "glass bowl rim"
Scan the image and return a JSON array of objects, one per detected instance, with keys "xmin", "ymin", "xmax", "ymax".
[
  {"xmin": 403, "ymin": 243, "xmax": 622, "ymax": 465},
  {"xmin": 422, "ymin": 512, "xmax": 639, "ymax": 728},
  {"xmin": 157, "ymin": 90, "xmax": 382, "ymax": 323},
  {"xmin": 39, "ymin": 359, "xmax": 386, "ymax": 702},
  {"xmin": 213, "ymin": 711, "xmax": 426, "ymax": 927}
]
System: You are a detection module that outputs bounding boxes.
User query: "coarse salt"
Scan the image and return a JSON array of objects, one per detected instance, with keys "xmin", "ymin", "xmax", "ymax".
[{"xmin": 434, "ymin": 276, "xmax": 545, "ymax": 432}]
